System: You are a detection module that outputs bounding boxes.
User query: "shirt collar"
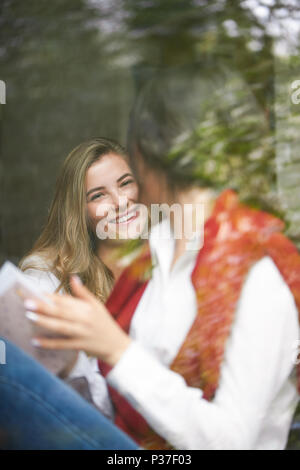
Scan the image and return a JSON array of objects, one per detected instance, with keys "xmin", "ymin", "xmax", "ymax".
[
  {"xmin": 149, "ymin": 217, "xmax": 202, "ymax": 276},
  {"xmin": 149, "ymin": 217, "xmax": 175, "ymax": 276}
]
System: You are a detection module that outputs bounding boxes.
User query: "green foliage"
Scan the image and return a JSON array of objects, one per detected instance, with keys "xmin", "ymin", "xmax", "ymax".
[{"xmin": 166, "ymin": 72, "xmax": 276, "ymax": 211}]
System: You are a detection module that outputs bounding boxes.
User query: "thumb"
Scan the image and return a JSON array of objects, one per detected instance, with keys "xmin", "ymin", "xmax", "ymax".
[{"xmin": 70, "ymin": 275, "xmax": 97, "ymax": 304}]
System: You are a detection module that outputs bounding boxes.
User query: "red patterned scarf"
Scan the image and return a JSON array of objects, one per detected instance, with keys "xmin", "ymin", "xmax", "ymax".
[{"xmin": 99, "ymin": 189, "xmax": 300, "ymax": 449}]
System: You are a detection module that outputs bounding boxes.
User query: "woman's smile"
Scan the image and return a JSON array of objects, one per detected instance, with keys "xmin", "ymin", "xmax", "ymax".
[{"xmin": 108, "ymin": 206, "xmax": 139, "ymax": 225}]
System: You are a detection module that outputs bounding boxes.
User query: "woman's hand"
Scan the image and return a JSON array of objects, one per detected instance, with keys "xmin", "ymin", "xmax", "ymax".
[{"xmin": 23, "ymin": 276, "xmax": 132, "ymax": 367}]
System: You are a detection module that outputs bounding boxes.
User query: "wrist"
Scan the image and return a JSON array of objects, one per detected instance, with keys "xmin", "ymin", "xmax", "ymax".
[{"xmin": 105, "ymin": 334, "xmax": 132, "ymax": 367}]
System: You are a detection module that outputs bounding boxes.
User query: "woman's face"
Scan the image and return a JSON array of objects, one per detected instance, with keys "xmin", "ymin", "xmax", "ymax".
[{"xmin": 86, "ymin": 153, "xmax": 147, "ymax": 241}]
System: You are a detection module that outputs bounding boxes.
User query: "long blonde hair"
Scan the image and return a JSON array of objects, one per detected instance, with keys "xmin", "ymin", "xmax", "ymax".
[{"xmin": 20, "ymin": 138, "xmax": 129, "ymax": 301}]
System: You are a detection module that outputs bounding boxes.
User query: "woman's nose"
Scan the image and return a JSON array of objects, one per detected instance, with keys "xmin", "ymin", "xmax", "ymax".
[{"xmin": 110, "ymin": 190, "xmax": 128, "ymax": 213}]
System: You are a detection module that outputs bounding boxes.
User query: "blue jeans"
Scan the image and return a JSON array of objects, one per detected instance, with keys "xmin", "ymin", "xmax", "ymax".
[{"xmin": 0, "ymin": 337, "xmax": 139, "ymax": 450}]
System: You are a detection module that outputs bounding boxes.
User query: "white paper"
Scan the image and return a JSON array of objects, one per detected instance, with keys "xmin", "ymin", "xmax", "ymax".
[{"xmin": 0, "ymin": 261, "xmax": 77, "ymax": 376}]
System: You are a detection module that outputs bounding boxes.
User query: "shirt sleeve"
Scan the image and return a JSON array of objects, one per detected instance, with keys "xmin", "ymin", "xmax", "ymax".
[
  {"xmin": 23, "ymin": 266, "xmax": 61, "ymax": 293},
  {"xmin": 107, "ymin": 256, "xmax": 300, "ymax": 449}
]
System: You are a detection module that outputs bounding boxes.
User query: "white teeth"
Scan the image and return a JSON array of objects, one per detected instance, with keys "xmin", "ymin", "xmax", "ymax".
[{"xmin": 111, "ymin": 212, "xmax": 135, "ymax": 224}]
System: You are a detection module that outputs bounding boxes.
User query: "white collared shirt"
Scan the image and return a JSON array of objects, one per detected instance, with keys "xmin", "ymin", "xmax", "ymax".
[{"xmin": 107, "ymin": 218, "xmax": 300, "ymax": 449}]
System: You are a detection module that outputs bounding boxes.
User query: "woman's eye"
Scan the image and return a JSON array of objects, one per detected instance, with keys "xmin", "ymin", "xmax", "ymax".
[
  {"xmin": 121, "ymin": 179, "xmax": 134, "ymax": 187},
  {"xmin": 91, "ymin": 193, "xmax": 104, "ymax": 201}
]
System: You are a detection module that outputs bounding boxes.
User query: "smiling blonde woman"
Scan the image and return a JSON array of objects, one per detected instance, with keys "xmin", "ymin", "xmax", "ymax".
[
  {"xmin": 18, "ymin": 137, "xmax": 145, "ymax": 417},
  {"xmin": 20, "ymin": 137, "xmax": 144, "ymax": 301}
]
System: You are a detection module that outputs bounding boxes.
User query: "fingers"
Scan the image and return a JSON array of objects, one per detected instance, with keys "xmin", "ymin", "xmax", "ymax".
[
  {"xmin": 24, "ymin": 297, "xmax": 58, "ymax": 318},
  {"xmin": 70, "ymin": 275, "xmax": 98, "ymax": 305},
  {"xmin": 24, "ymin": 294, "xmax": 88, "ymax": 323},
  {"xmin": 26, "ymin": 311, "xmax": 84, "ymax": 338},
  {"xmin": 32, "ymin": 336, "xmax": 81, "ymax": 350}
]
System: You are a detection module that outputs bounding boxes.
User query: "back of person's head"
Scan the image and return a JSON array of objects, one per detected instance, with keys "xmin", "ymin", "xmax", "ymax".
[{"xmin": 128, "ymin": 65, "xmax": 276, "ymax": 209}]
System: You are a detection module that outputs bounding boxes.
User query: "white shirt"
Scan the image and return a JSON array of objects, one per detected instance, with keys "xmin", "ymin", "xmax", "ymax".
[
  {"xmin": 107, "ymin": 218, "xmax": 300, "ymax": 450},
  {"xmin": 22, "ymin": 255, "xmax": 114, "ymax": 419}
]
